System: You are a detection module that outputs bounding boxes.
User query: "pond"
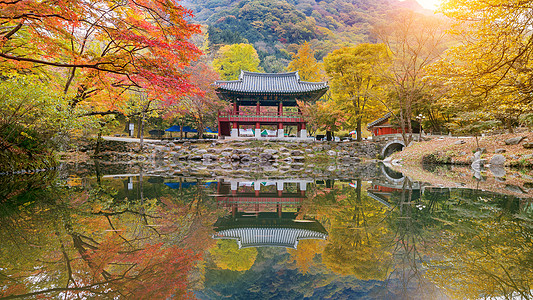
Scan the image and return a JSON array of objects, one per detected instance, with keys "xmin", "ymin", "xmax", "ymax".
[{"xmin": 0, "ymin": 162, "xmax": 532, "ymax": 299}]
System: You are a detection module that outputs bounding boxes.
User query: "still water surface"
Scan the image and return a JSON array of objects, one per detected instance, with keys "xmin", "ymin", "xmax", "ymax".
[{"xmin": 0, "ymin": 163, "xmax": 532, "ymax": 299}]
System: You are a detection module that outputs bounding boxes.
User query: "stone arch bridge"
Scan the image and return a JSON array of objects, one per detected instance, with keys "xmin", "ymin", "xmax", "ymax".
[{"xmin": 379, "ymin": 139, "xmax": 406, "ymax": 158}]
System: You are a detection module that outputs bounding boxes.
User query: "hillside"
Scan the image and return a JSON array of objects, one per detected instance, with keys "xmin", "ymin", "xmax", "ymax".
[{"xmin": 182, "ymin": 0, "xmax": 431, "ymax": 72}]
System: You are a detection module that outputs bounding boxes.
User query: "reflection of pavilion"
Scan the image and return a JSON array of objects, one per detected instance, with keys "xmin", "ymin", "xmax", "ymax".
[{"xmin": 212, "ymin": 179, "xmax": 328, "ymax": 249}]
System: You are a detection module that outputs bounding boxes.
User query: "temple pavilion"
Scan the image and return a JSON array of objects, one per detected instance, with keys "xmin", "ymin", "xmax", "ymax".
[{"xmin": 214, "ymin": 71, "xmax": 329, "ymax": 139}]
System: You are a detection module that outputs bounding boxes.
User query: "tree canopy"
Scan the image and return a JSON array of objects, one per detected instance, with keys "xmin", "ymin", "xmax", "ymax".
[
  {"xmin": 324, "ymin": 43, "xmax": 389, "ymax": 141},
  {"xmin": 213, "ymin": 43, "xmax": 262, "ymax": 80},
  {"xmin": 429, "ymin": 0, "xmax": 533, "ymax": 132},
  {"xmin": 288, "ymin": 42, "xmax": 324, "ymax": 82},
  {"xmin": 0, "ymin": 0, "xmax": 202, "ymax": 107}
]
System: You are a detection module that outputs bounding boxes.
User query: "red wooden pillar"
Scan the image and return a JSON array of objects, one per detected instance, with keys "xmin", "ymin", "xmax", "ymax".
[
  {"xmin": 256, "ymin": 101, "xmax": 260, "ymax": 114},
  {"xmin": 278, "ymin": 101, "xmax": 283, "ymax": 116},
  {"xmin": 233, "ymin": 102, "xmax": 238, "ymax": 114},
  {"xmin": 277, "ymin": 204, "xmax": 282, "ymax": 218}
]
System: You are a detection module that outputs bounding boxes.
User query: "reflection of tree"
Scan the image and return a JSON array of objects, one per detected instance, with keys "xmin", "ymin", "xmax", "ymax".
[
  {"xmin": 307, "ymin": 177, "xmax": 444, "ymax": 296},
  {"xmin": 0, "ymin": 173, "xmax": 219, "ymax": 299},
  {"xmin": 310, "ymin": 179, "xmax": 393, "ymax": 280},
  {"xmin": 209, "ymin": 240, "xmax": 258, "ymax": 272},
  {"xmin": 424, "ymin": 190, "xmax": 533, "ymax": 299},
  {"xmin": 385, "ymin": 179, "xmax": 429, "ymax": 298},
  {"xmin": 287, "ymin": 239, "xmax": 326, "ymax": 275}
]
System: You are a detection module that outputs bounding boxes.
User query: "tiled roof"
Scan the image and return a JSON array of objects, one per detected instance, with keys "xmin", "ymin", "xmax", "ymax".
[
  {"xmin": 213, "ymin": 227, "xmax": 328, "ymax": 249},
  {"xmin": 367, "ymin": 112, "xmax": 392, "ymax": 128},
  {"xmin": 214, "ymin": 71, "xmax": 328, "ymax": 94}
]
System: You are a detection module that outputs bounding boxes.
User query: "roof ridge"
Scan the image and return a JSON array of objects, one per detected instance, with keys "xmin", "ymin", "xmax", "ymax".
[
  {"xmin": 213, "ymin": 71, "xmax": 329, "ymax": 95},
  {"xmin": 368, "ymin": 112, "xmax": 392, "ymax": 128},
  {"xmin": 242, "ymin": 71, "xmax": 298, "ymax": 77}
]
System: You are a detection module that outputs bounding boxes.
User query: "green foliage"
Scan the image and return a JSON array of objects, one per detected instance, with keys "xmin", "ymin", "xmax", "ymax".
[
  {"xmin": 213, "ymin": 43, "xmax": 262, "ymax": 80},
  {"xmin": 0, "ymin": 75, "xmax": 80, "ymax": 155},
  {"xmin": 261, "ymin": 55, "xmax": 288, "ymax": 73},
  {"xmin": 206, "ymin": 0, "xmax": 315, "ymax": 46},
  {"xmin": 447, "ymin": 112, "xmax": 501, "ymax": 136},
  {"xmin": 421, "ymin": 152, "xmax": 452, "ymax": 165},
  {"xmin": 191, "ymin": 0, "xmax": 419, "ymax": 66},
  {"xmin": 520, "ymin": 113, "xmax": 533, "ymax": 129}
]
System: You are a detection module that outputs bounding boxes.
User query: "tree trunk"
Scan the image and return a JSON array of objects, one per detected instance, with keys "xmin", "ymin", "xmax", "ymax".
[
  {"xmin": 356, "ymin": 117, "xmax": 362, "ymax": 142},
  {"xmin": 95, "ymin": 159, "xmax": 101, "ymax": 185},
  {"xmin": 95, "ymin": 131, "xmax": 102, "ymax": 155},
  {"xmin": 326, "ymin": 131, "xmax": 332, "ymax": 141},
  {"xmin": 197, "ymin": 120, "xmax": 204, "ymax": 139},
  {"xmin": 136, "ymin": 117, "xmax": 141, "ymax": 138},
  {"xmin": 139, "ymin": 112, "xmax": 145, "ymax": 152},
  {"xmin": 355, "ymin": 179, "xmax": 362, "ymax": 203}
]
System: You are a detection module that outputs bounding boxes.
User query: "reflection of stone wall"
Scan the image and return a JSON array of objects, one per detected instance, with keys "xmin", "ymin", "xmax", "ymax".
[
  {"xmin": 62, "ymin": 140, "xmax": 388, "ymax": 179},
  {"xmin": 60, "ymin": 159, "xmax": 383, "ymax": 180}
]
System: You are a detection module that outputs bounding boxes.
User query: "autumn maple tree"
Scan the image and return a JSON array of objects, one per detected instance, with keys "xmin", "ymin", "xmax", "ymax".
[
  {"xmin": 298, "ymin": 100, "xmax": 345, "ymax": 140},
  {"xmin": 178, "ymin": 62, "xmax": 226, "ymax": 137},
  {"xmin": 0, "ymin": 0, "xmax": 202, "ymax": 115}
]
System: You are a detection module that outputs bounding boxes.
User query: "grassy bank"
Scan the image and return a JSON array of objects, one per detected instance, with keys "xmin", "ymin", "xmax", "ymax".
[{"xmin": 389, "ymin": 132, "xmax": 533, "ymax": 167}]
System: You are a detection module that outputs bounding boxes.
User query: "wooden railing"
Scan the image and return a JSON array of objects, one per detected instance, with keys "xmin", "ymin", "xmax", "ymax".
[{"xmin": 218, "ymin": 111, "xmax": 303, "ymax": 118}]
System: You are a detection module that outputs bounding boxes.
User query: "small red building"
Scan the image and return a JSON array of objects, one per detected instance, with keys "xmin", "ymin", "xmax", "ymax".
[
  {"xmin": 214, "ymin": 71, "xmax": 328, "ymax": 139},
  {"xmin": 367, "ymin": 113, "xmax": 405, "ymax": 137}
]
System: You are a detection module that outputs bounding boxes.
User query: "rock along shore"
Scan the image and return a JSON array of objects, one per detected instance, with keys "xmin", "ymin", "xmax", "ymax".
[{"xmin": 62, "ymin": 138, "xmax": 384, "ymax": 179}]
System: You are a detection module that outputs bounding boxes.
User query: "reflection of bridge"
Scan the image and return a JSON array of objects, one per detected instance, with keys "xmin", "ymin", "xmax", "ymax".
[
  {"xmin": 367, "ymin": 165, "xmax": 421, "ymax": 207},
  {"xmin": 212, "ymin": 179, "xmax": 328, "ymax": 249}
]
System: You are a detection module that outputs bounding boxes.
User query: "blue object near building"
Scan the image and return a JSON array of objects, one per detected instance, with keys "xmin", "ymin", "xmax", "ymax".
[{"xmin": 165, "ymin": 125, "xmax": 197, "ymax": 133}]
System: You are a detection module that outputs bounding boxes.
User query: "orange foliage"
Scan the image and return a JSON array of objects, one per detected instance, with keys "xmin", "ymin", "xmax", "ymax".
[{"xmin": 0, "ymin": 0, "xmax": 202, "ymax": 113}]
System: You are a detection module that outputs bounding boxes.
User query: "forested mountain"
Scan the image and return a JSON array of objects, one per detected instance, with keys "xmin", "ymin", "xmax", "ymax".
[{"xmin": 182, "ymin": 0, "xmax": 428, "ymax": 71}]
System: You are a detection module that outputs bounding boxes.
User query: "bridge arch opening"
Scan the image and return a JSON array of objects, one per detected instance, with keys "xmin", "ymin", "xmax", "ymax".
[{"xmin": 382, "ymin": 141, "xmax": 405, "ymax": 158}]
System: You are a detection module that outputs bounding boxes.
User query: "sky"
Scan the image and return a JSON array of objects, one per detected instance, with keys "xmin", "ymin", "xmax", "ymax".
[{"xmin": 416, "ymin": 0, "xmax": 442, "ymax": 10}]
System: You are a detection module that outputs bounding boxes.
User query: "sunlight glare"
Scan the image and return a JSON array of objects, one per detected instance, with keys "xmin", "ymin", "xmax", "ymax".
[{"xmin": 416, "ymin": 0, "xmax": 442, "ymax": 10}]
